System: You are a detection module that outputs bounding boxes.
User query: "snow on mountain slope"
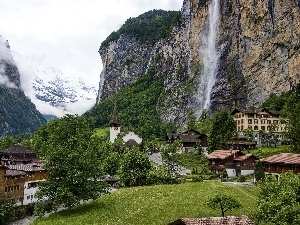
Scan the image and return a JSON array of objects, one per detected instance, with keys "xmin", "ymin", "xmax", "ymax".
[{"xmin": 14, "ymin": 55, "xmax": 98, "ymax": 117}]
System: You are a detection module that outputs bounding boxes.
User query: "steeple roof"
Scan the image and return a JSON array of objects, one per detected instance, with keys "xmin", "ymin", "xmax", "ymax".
[{"xmin": 110, "ymin": 102, "xmax": 120, "ymax": 127}]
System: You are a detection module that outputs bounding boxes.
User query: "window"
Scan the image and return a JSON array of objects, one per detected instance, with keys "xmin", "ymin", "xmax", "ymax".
[
  {"xmin": 273, "ymin": 120, "xmax": 278, "ymax": 124},
  {"xmin": 254, "ymin": 126, "xmax": 258, "ymax": 130},
  {"xmin": 248, "ymin": 119, "xmax": 252, "ymax": 124},
  {"xmin": 241, "ymin": 125, "xmax": 244, "ymax": 130},
  {"xmin": 261, "ymin": 120, "xmax": 266, "ymax": 124},
  {"xmin": 267, "ymin": 120, "xmax": 271, "ymax": 124},
  {"xmin": 241, "ymin": 119, "xmax": 244, "ymax": 124},
  {"xmin": 27, "ymin": 195, "xmax": 30, "ymax": 200},
  {"xmin": 254, "ymin": 119, "xmax": 258, "ymax": 124},
  {"xmin": 261, "ymin": 126, "xmax": 265, "ymax": 131},
  {"xmin": 248, "ymin": 125, "xmax": 252, "ymax": 129}
]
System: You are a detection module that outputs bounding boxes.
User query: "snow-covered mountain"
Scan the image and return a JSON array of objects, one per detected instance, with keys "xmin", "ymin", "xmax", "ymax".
[
  {"xmin": 14, "ymin": 55, "xmax": 98, "ymax": 117},
  {"xmin": 32, "ymin": 66, "xmax": 97, "ymax": 108}
]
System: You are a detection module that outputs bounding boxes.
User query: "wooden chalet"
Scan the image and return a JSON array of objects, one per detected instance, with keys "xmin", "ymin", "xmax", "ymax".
[
  {"xmin": 228, "ymin": 136, "xmax": 256, "ymax": 150},
  {"xmin": 206, "ymin": 150, "xmax": 258, "ymax": 177},
  {"xmin": 261, "ymin": 153, "xmax": 300, "ymax": 177},
  {"xmin": 0, "ymin": 145, "xmax": 48, "ymax": 206},
  {"xmin": 0, "ymin": 145, "xmax": 38, "ymax": 165},
  {"xmin": 168, "ymin": 216, "xmax": 255, "ymax": 225},
  {"xmin": 166, "ymin": 129, "xmax": 208, "ymax": 153}
]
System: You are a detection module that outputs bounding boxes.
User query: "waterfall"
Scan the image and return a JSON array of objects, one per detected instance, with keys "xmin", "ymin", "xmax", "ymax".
[
  {"xmin": 96, "ymin": 54, "xmax": 107, "ymax": 104},
  {"xmin": 197, "ymin": 0, "xmax": 220, "ymax": 114}
]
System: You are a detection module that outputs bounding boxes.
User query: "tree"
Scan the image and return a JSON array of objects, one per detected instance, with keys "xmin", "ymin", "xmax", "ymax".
[
  {"xmin": 254, "ymin": 172, "xmax": 300, "ymax": 224},
  {"xmin": 208, "ymin": 110, "xmax": 237, "ymax": 152},
  {"xmin": 186, "ymin": 111, "xmax": 197, "ymax": 130},
  {"xmin": 33, "ymin": 115, "xmax": 108, "ymax": 214},
  {"xmin": 206, "ymin": 193, "xmax": 242, "ymax": 217},
  {"xmin": 282, "ymin": 84, "xmax": 300, "ymax": 152},
  {"xmin": 242, "ymin": 128, "xmax": 254, "ymax": 142},
  {"xmin": 161, "ymin": 140, "xmax": 182, "ymax": 179},
  {"xmin": 254, "ymin": 160, "xmax": 265, "ymax": 183},
  {"xmin": 0, "ymin": 195, "xmax": 16, "ymax": 225},
  {"xmin": 119, "ymin": 148, "xmax": 151, "ymax": 187}
]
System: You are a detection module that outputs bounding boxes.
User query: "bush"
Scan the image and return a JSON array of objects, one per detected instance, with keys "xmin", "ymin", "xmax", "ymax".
[
  {"xmin": 192, "ymin": 176, "xmax": 204, "ymax": 182},
  {"xmin": 238, "ymin": 175, "xmax": 246, "ymax": 182}
]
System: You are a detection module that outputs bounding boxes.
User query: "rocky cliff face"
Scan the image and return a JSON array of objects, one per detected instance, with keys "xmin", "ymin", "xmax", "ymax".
[
  {"xmin": 97, "ymin": 0, "xmax": 300, "ymax": 125},
  {"xmin": 0, "ymin": 36, "xmax": 46, "ymax": 137}
]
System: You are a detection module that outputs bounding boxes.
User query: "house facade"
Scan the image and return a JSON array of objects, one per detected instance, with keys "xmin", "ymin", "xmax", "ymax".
[
  {"xmin": 231, "ymin": 108, "xmax": 288, "ymax": 145},
  {"xmin": 166, "ymin": 129, "xmax": 208, "ymax": 153},
  {"xmin": 206, "ymin": 150, "xmax": 258, "ymax": 177},
  {"xmin": 261, "ymin": 153, "xmax": 300, "ymax": 177},
  {"xmin": 0, "ymin": 145, "xmax": 48, "ymax": 205}
]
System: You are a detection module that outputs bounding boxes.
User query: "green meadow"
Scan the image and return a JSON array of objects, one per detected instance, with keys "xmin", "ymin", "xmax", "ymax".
[{"xmin": 33, "ymin": 182, "xmax": 258, "ymax": 225}]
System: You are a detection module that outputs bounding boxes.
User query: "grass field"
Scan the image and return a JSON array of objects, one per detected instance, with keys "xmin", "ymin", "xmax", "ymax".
[
  {"xmin": 32, "ymin": 182, "xmax": 258, "ymax": 225},
  {"xmin": 248, "ymin": 145, "xmax": 291, "ymax": 158}
]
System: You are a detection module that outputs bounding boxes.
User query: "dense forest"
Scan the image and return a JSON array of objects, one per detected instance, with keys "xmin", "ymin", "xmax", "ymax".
[
  {"xmin": 100, "ymin": 9, "xmax": 181, "ymax": 48},
  {"xmin": 0, "ymin": 85, "xmax": 46, "ymax": 138}
]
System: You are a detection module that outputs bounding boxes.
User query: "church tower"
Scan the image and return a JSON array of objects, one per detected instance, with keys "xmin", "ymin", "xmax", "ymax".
[{"xmin": 109, "ymin": 103, "xmax": 121, "ymax": 143}]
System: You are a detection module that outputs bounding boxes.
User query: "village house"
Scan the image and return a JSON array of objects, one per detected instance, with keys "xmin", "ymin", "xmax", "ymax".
[
  {"xmin": 109, "ymin": 103, "xmax": 142, "ymax": 147},
  {"xmin": 166, "ymin": 129, "xmax": 208, "ymax": 153},
  {"xmin": 168, "ymin": 216, "xmax": 255, "ymax": 225},
  {"xmin": 0, "ymin": 145, "xmax": 48, "ymax": 205},
  {"xmin": 228, "ymin": 135, "xmax": 256, "ymax": 150},
  {"xmin": 260, "ymin": 153, "xmax": 300, "ymax": 178},
  {"xmin": 206, "ymin": 150, "xmax": 258, "ymax": 177},
  {"xmin": 231, "ymin": 108, "xmax": 288, "ymax": 146}
]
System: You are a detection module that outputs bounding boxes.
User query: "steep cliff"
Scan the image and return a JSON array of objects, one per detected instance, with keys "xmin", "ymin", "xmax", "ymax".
[
  {"xmin": 0, "ymin": 36, "xmax": 46, "ymax": 137},
  {"xmin": 96, "ymin": 0, "xmax": 300, "ymax": 125}
]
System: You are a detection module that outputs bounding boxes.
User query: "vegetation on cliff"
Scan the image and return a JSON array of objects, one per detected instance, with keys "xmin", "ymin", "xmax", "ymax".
[
  {"xmin": 0, "ymin": 85, "xmax": 46, "ymax": 138},
  {"xmin": 100, "ymin": 9, "xmax": 181, "ymax": 48},
  {"xmin": 84, "ymin": 66, "xmax": 177, "ymax": 141}
]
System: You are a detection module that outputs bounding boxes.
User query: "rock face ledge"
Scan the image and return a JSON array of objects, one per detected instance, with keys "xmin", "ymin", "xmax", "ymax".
[{"xmin": 97, "ymin": 0, "xmax": 300, "ymax": 125}]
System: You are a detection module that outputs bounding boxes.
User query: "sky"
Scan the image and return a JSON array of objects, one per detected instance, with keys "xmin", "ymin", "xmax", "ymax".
[{"xmin": 0, "ymin": 0, "xmax": 183, "ymax": 116}]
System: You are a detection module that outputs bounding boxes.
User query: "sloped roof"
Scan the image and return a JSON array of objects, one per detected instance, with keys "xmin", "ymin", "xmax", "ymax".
[
  {"xmin": 8, "ymin": 162, "xmax": 45, "ymax": 172},
  {"xmin": 261, "ymin": 153, "xmax": 300, "ymax": 165},
  {"xmin": 125, "ymin": 139, "xmax": 140, "ymax": 147},
  {"xmin": 169, "ymin": 216, "xmax": 255, "ymax": 225},
  {"xmin": 206, "ymin": 150, "xmax": 240, "ymax": 160},
  {"xmin": 5, "ymin": 169, "xmax": 26, "ymax": 177},
  {"xmin": 0, "ymin": 145, "xmax": 37, "ymax": 162},
  {"xmin": 231, "ymin": 108, "xmax": 280, "ymax": 116},
  {"xmin": 234, "ymin": 154, "xmax": 258, "ymax": 161}
]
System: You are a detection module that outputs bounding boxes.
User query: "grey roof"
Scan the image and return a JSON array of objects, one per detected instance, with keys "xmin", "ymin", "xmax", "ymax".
[
  {"xmin": 5, "ymin": 169, "xmax": 26, "ymax": 177},
  {"xmin": 0, "ymin": 145, "xmax": 37, "ymax": 162}
]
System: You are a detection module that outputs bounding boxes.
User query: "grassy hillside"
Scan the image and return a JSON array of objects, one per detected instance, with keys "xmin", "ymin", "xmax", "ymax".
[
  {"xmin": 33, "ymin": 182, "xmax": 258, "ymax": 225},
  {"xmin": 84, "ymin": 67, "xmax": 177, "ymax": 141}
]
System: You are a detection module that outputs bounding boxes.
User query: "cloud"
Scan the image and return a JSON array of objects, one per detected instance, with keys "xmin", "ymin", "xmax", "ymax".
[
  {"xmin": 0, "ymin": 0, "xmax": 183, "ymax": 116},
  {"xmin": 0, "ymin": 36, "xmax": 15, "ymax": 65}
]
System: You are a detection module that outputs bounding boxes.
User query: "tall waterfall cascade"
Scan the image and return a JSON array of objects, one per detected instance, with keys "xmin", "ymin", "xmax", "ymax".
[
  {"xmin": 196, "ymin": 0, "xmax": 220, "ymax": 116},
  {"xmin": 96, "ymin": 55, "xmax": 107, "ymax": 104}
]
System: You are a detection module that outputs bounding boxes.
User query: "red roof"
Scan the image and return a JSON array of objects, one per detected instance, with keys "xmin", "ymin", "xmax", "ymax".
[
  {"xmin": 206, "ymin": 150, "xmax": 240, "ymax": 160},
  {"xmin": 235, "ymin": 154, "xmax": 257, "ymax": 161},
  {"xmin": 169, "ymin": 216, "xmax": 255, "ymax": 225},
  {"xmin": 261, "ymin": 153, "xmax": 300, "ymax": 165}
]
